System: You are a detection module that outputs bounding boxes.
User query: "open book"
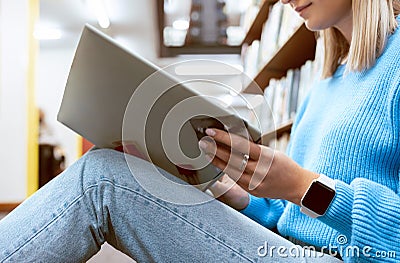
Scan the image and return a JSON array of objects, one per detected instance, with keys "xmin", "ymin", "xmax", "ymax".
[{"xmin": 57, "ymin": 25, "xmax": 262, "ymax": 191}]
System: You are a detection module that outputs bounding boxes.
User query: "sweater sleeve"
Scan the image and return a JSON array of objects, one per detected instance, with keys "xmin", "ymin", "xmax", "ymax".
[
  {"xmin": 239, "ymin": 194, "xmax": 286, "ymax": 229},
  {"xmin": 320, "ymin": 178, "xmax": 400, "ymax": 261}
]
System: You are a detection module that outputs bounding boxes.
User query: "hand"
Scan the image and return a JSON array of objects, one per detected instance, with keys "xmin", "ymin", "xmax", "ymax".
[
  {"xmin": 199, "ymin": 128, "xmax": 319, "ymax": 205},
  {"xmin": 208, "ymin": 174, "xmax": 250, "ymax": 210}
]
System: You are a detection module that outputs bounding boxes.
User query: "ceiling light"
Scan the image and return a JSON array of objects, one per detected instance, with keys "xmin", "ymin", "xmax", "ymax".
[
  {"xmin": 87, "ymin": 0, "xmax": 110, "ymax": 29},
  {"xmin": 33, "ymin": 28, "xmax": 62, "ymax": 40}
]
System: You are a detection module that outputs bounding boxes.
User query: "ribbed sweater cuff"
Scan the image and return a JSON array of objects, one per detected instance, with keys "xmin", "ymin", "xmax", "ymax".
[
  {"xmin": 240, "ymin": 194, "xmax": 267, "ymax": 218},
  {"xmin": 320, "ymin": 180, "xmax": 354, "ymax": 238}
]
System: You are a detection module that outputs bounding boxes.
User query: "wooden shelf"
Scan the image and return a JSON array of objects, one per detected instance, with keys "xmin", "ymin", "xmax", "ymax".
[
  {"xmin": 261, "ymin": 120, "xmax": 293, "ymax": 143},
  {"xmin": 243, "ymin": 24, "xmax": 317, "ymax": 94},
  {"xmin": 0, "ymin": 203, "xmax": 21, "ymax": 213},
  {"xmin": 242, "ymin": 0, "xmax": 278, "ymax": 45}
]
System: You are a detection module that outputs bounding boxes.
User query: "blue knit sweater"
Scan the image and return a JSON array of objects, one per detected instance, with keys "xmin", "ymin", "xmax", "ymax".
[{"xmin": 241, "ymin": 19, "xmax": 400, "ymax": 262}]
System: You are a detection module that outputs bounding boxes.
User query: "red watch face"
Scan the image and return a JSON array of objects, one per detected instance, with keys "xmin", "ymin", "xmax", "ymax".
[{"xmin": 302, "ymin": 181, "xmax": 335, "ymax": 215}]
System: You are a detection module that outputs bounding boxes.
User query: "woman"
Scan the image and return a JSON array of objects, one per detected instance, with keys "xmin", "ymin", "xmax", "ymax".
[{"xmin": 1, "ymin": 0, "xmax": 399, "ymax": 262}]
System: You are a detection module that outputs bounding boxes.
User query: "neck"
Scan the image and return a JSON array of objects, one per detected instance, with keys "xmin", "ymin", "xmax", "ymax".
[{"xmin": 335, "ymin": 13, "xmax": 353, "ymax": 44}]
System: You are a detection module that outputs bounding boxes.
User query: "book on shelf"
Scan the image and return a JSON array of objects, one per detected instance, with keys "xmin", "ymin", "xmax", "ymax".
[
  {"xmin": 239, "ymin": 1, "xmax": 324, "ymax": 153},
  {"xmin": 241, "ymin": 1, "xmax": 304, "ymax": 80},
  {"xmin": 261, "ymin": 59, "xmax": 318, "ymax": 136},
  {"xmin": 261, "ymin": 78, "xmax": 276, "ymax": 131},
  {"xmin": 284, "ymin": 68, "xmax": 295, "ymax": 121},
  {"xmin": 289, "ymin": 68, "xmax": 301, "ymax": 119},
  {"xmin": 242, "ymin": 40, "xmax": 260, "ymax": 79},
  {"xmin": 277, "ymin": 3, "xmax": 303, "ymax": 48},
  {"xmin": 240, "ymin": 0, "xmax": 264, "ymax": 33},
  {"xmin": 257, "ymin": 1, "xmax": 284, "ymax": 69},
  {"xmin": 260, "ymin": 35, "xmax": 324, "ymax": 151}
]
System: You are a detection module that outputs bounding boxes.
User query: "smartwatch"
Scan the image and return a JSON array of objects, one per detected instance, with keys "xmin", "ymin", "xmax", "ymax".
[{"xmin": 300, "ymin": 174, "xmax": 336, "ymax": 218}]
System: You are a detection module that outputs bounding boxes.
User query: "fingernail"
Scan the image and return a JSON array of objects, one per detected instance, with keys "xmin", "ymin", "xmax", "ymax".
[
  {"xmin": 198, "ymin": 140, "xmax": 208, "ymax": 150},
  {"xmin": 205, "ymin": 154, "xmax": 213, "ymax": 161},
  {"xmin": 205, "ymin": 128, "xmax": 216, "ymax": 137}
]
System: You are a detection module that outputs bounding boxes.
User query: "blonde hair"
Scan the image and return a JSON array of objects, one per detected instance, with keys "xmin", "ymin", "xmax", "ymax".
[{"xmin": 322, "ymin": 0, "xmax": 400, "ymax": 78}]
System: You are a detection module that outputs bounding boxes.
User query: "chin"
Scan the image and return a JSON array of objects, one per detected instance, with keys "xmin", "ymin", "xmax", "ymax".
[{"xmin": 305, "ymin": 20, "xmax": 327, "ymax": 32}]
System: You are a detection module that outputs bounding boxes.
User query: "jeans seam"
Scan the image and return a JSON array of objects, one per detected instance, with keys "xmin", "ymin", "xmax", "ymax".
[
  {"xmin": 107, "ymin": 179, "xmax": 255, "ymax": 262},
  {"xmin": 3, "ymin": 184, "xmax": 98, "ymax": 261}
]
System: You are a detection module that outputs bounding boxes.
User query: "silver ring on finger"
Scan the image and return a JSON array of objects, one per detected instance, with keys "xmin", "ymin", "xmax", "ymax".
[{"xmin": 239, "ymin": 154, "xmax": 250, "ymax": 171}]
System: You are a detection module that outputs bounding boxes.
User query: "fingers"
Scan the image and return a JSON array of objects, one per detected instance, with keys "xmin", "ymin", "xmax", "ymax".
[
  {"xmin": 205, "ymin": 128, "xmax": 261, "ymax": 160},
  {"xmin": 207, "ymin": 180, "xmax": 227, "ymax": 197},
  {"xmin": 208, "ymin": 151, "xmax": 267, "ymax": 193},
  {"xmin": 198, "ymin": 128, "xmax": 276, "ymax": 194},
  {"xmin": 208, "ymin": 175, "xmax": 236, "ymax": 197},
  {"xmin": 199, "ymin": 138, "xmax": 257, "ymax": 173},
  {"xmin": 209, "ymin": 155, "xmax": 252, "ymax": 189},
  {"xmin": 248, "ymin": 147, "xmax": 273, "ymax": 190}
]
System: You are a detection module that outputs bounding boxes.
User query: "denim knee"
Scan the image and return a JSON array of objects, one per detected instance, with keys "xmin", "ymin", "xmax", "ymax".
[{"xmin": 78, "ymin": 148, "xmax": 137, "ymax": 189}]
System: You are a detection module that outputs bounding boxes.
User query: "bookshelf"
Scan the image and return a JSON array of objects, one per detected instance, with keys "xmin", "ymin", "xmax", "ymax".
[
  {"xmin": 242, "ymin": 0, "xmax": 278, "ymax": 45},
  {"xmin": 240, "ymin": 1, "xmax": 319, "ymax": 148},
  {"xmin": 261, "ymin": 120, "xmax": 293, "ymax": 143},
  {"xmin": 244, "ymin": 24, "xmax": 316, "ymax": 94}
]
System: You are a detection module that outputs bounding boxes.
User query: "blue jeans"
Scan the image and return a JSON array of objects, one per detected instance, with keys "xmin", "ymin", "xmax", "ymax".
[{"xmin": 0, "ymin": 149, "xmax": 340, "ymax": 262}]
